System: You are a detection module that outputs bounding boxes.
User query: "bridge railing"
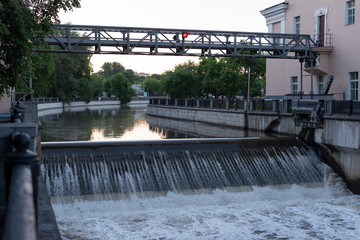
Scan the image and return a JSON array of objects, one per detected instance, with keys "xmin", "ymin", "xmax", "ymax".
[
  {"xmin": 4, "ymin": 133, "xmax": 40, "ymax": 240},
  {"xmin": 149, "ymin": 98, "xmax": 360, "ymax": 116}
]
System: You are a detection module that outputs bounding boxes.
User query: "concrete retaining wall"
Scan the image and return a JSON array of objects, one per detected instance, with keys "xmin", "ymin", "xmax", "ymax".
[
  {"xmin": 147, "ymin": 106, "xmax": 246, "ymax": 128},
  {"xmin": 147, "ymin": 106, "xmax": 302, "ymax": 135},
  {"xmin": 316, "ymin": 115, "xmax": 360, "ymax": 150},
  {"xmin": 37, "ymin": 100, "xmax": 121, "ymax": 111}
]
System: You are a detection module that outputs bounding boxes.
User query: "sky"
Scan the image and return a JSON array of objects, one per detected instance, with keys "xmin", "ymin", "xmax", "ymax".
[{"xmin": 59, "ymin": 0, "xmax": 284, "ymax": 74}]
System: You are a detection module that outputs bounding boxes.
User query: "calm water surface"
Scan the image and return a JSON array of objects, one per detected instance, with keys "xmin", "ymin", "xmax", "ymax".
[{"xmin": 39, "ymin": 105, "xmax": 257, "ymax": 142}]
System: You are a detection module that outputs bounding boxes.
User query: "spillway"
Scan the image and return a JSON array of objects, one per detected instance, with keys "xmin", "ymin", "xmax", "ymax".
[{"xmin": 41, "ymin": 137, "xmax": 325, "ymax": 198}]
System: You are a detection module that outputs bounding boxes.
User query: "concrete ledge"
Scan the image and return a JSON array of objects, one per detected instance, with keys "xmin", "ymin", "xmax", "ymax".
[
  {"xmin": 38, "ymin": 176, "xmax": 61, "ymax": 240},
  {"xmin": 37, "ymin": 100, "xmax": 121, "ymax": 112}
]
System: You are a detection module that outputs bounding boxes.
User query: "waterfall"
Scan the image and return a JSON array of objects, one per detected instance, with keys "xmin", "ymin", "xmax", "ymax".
[{"xmin": 41, "ymin": 137, "xmax": 325, "ymax": 198}]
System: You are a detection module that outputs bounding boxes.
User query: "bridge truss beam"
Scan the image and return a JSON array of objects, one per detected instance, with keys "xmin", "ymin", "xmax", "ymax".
[{"xmin": 35, "ymin": 24, "xmax": 316, "ymax": 60}]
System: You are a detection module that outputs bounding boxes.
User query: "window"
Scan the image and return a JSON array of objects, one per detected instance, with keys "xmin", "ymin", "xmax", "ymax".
[
  {"xmin": 346, "ymin": 1, "xmax": 355, "ymax": 25},
  {"xmin": 294, "ymin": 16, "xmax": 301, "ymax": 34},
  {"xmin": 349, "ymin": 72, "xmax": 358, "ymax": 100},
  {"xmin": 317, "ymin": 76, "xmax": 324, "ymax": 94},
  {"xmin": 291, "ymin": 77, "xmax": 298, "ymax": 94}
]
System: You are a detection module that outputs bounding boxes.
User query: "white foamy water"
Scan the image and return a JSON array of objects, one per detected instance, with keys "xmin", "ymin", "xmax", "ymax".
[{"xmin": 52, "ymin": 167, "xmax": 360, "ymax": 240}]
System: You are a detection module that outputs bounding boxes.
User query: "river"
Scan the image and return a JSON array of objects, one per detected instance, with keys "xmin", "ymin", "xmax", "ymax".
[{"xmin": 40, "ymin": 105, "xmax": 360, "ymax": 240}]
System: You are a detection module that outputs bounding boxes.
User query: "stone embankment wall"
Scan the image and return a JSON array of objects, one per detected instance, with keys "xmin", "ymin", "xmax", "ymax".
[{"xmin": 147, "ymin": 105, "xmax": 302, "ymax": 135}]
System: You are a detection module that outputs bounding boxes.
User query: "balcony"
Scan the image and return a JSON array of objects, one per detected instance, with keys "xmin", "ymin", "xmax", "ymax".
[
  {"xmin": 304, "ymin": 34, "xmax": 333, "ymax": 74},
  {"xmin": 311, "ymin": 33, "xmax": 334, "ymax": 53}
]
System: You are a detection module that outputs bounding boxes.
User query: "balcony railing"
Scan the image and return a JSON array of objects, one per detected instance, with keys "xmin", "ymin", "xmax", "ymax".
[{"xmin": 313, "ymin": 34, "xmax": 333, "ymax": 47}]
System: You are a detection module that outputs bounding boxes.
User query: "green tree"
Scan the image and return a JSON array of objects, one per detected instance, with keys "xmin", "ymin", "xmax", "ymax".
[
  {"xmin": 197, "ymin": 57, "xmax": 222, "ymax": 98},
  {"xmin": 144, "ymin": 77, "xmax": 162, "ymax": 96},
  {"xmin": 0, "ymin": 0, "xmax": 80, "ymax": 98},
  {"xmin": 99, "ymin": 62, "xmax": 126, "ymax": 78},
  {"xmin": 90, "ymin": 74, "xmax": 105, "ymax": 98},
  {"xmin": 77, "ymin": 77, "xmax": 94, "ymax": 103},
  {"xmin": 110, "ymin": 73, "xmax": 135, "ymax": 104},
  {"xmin": 163, "ymin": 61, "xmax": 202, "ymax": 99},
  {"xmin": 53, "ymin": 46, "xmax": 93, "ymax": 102},
  {"xmin": 31, "ymin": 51, "xmax": 56, "ymax": 97}
]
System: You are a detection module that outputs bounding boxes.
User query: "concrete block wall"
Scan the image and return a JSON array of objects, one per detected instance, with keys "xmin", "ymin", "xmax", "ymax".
[{"xmin": 319, "ymin": 116, "xmax": 360, "ymax": 150}]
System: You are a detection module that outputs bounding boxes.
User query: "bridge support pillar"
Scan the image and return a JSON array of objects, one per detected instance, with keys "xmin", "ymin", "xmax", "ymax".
[{"xmin": 210, "ymin": 100, "xmax": 214, "ymax": 109}]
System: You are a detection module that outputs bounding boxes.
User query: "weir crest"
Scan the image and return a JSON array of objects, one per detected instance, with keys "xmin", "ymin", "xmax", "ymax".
[{"xmin": 41, "ymin": 137, "xmax": 325, "ymax": 200}]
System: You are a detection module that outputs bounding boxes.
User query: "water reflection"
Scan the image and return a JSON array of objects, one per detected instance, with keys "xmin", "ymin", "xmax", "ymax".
[
  {"xmin": 39, "ymin": 105, "xmax": 262, "ymax": 142},
  {"xmin": 40, "ymin": 105, "xmax": 161, "ymax": 142}
]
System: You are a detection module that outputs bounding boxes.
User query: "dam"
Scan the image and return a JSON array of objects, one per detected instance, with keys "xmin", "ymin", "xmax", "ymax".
[{"xmin": 35, "ymin": 104, "xmax": 359, "ymax": 239}]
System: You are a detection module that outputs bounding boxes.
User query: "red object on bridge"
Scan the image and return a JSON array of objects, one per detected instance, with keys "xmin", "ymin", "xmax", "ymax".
[{"xmin": 182, "ymin": 32, "xmax": 189, "ymax": 38}]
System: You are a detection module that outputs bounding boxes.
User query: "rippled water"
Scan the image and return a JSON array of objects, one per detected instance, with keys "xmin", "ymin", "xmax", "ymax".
[{"xmin": 52, "ymin": 167, "xmax": 360, "ymax": 240}]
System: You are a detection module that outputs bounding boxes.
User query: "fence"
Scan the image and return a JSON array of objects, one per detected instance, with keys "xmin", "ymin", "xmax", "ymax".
[{"xmin": 149, "ymin": 98, "xmax": 360, "ymax": 116}]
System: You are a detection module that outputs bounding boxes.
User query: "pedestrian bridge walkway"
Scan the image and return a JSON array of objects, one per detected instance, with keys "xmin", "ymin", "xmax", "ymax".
[{"xmin": 36, "ymin": 24, "xmax": 317, "ymax": 60}]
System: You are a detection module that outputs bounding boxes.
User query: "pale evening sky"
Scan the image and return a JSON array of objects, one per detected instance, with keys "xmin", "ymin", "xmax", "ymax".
[{"xmin": 59, "ymin": 0, "xmax": 284, "ymax": 74}]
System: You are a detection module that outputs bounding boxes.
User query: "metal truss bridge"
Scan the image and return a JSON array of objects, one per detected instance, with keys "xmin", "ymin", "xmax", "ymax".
[{"xmin": 36, "ymin": 24, "xmax": 317, "ymax": 60}]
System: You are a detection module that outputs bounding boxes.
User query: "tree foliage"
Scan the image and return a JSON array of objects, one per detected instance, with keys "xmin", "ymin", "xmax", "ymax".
[
  {"xmin": 144, "ymin": 77, "xmax": 162, "ymax": 96},
  {"xmin": 99, "ymin": 62, "xmax": 126, "ymax": 78},
  {"xmin": 163, "ymin": 61, "xmax": 202, "ymax": 99},
  {"xmin": 160, "ymin": 57, "xmax": 266, "ymax": 99},
  {"xmin": 0, "ymin": 0, "xmax": 80, "ymax": 98},
  {"xmin": 110, "ymin": 73, "xmax": 135, "ymax": 104}
]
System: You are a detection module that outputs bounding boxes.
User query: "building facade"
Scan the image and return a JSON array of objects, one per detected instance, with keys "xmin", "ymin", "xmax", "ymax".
[{"xmin": 261, "ymin": 0, "xmax": 359, "ymax": 100}]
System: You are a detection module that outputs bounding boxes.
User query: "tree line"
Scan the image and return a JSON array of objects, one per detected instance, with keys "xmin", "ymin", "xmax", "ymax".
[{"xmin": 144, "ymin": 57, "xmax": 265, "ymax": 99}]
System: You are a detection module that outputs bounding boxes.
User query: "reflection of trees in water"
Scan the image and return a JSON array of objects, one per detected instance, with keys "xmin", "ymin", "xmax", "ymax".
[{"xmin": 40, "ymin": 106, "xmax": 138, "ymax": 141}]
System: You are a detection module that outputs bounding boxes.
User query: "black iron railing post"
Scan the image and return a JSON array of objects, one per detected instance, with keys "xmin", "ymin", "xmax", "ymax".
[{"xmin": 4, "ymin": 133, "xmax": 40, "ymax": 239}]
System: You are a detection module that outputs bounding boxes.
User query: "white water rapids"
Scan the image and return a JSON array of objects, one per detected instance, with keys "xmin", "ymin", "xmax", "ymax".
[{"xmin": 52, "ymin": 166, "xmax": 360, "ymax": 240}]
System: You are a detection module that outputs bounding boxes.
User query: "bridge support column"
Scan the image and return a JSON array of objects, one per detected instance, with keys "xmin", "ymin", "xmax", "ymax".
[
  {"xmin": 210, "ymin": 100, "xmax": 214, "ymax": 109},
  {"xmin": 226, "ymin": 100, "xmax": 230, "ymax": 110}
]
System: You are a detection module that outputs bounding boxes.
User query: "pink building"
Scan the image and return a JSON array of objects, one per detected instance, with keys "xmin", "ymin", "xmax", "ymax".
[{"xmin": 261, "ymin": 0, "xmax": 359, "ymax": 100}]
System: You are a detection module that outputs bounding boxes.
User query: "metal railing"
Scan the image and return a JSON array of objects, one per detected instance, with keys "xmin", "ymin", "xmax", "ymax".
[
  {"xmin": 3, "ymin": 133, "xmax": 40, "ymax": 240},
  {"xmin": 313, "ymin": 34, "xmax": 333, "ymax": 47},
  {"xmin": 149, "ymin": 98, "xmax": 360, "ymax": 116},
  {"xmin": 327, "ymin": 100, "xmax": 360, "ymax": 115}
]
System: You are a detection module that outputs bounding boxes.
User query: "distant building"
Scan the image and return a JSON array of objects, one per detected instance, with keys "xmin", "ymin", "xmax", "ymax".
[
  {"xmin": 261, "ymin": 0, "xmax": 359, "ymax": 100},
  {"xmin": 134, "ymin": 72, "xmax": 150, "ymax": 78},
  {"xmin": 132, "ymin": 84, "xmax": 143, "ymax": 95}
]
